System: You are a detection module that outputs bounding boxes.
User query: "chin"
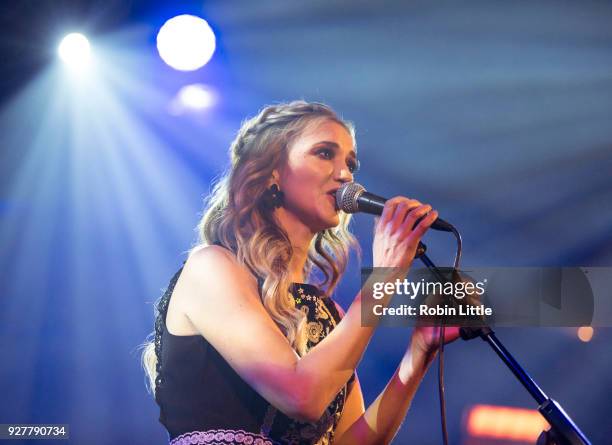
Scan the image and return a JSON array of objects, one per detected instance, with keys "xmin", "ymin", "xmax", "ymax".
[
  {"xmin": 307, "ymin": 205, "xmax": 341, "ymax": 232},
  {"xmin": 319, "ymin": 214, "xmax": 340, "ymax": 231}
]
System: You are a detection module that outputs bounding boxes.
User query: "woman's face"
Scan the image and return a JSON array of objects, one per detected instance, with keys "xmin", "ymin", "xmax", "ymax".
[{"xmin": 275, "ymin": 119, "xmax": 358, "ymax": 233}]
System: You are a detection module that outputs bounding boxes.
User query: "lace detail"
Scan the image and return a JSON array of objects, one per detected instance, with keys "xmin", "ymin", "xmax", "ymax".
[
  {"xmin": 170, "ymin": 429, "xmax": 278, "ymax": 445},
  {"xmin": 154, "ymin": 266, "xmax": 184, "ymax": 397}
]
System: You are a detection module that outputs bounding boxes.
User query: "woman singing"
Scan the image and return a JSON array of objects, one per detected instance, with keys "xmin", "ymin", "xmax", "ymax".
[{"xmin": 142, "ymin": 101, "xmax": 459, "ymax": 444}]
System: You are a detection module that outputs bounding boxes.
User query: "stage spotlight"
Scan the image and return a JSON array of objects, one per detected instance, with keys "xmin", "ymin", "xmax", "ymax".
[
  {"xmin": 178, "ymin": 84, "xmax": 215, "ymax": 109},
  {"xmin": 58, "ymin": 33, "xmax": 91, "ymax": 70},
  {"xmin": 156, "ymin": 15, "xmax": 216, "ymax": 71},
  {"xmin": 169, "ymin": 84, "xmax": 216, "ymax": 115}
]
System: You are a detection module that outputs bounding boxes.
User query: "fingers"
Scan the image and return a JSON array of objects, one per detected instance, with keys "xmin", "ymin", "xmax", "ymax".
[
  {"xmin": 409, "ymin": 208, "xmax": 438, "ymax": 240},
  {"xmin": 379, "ymin": 196, "xmax": 421, "ymax": 232},
  {"xmin": 377, "ymin": 196, "xmax": 438, "ymax": 241},
  {"xmin": 379, "ymin": 196, "xmax": 400, "ymax": 227},
  {"xmin": 400, "ymin": 204, "xmax": 433, "ymax": 232},
  {"xmin": 373, "ymin": 196, "xmax": 438, "ymax": 270}
]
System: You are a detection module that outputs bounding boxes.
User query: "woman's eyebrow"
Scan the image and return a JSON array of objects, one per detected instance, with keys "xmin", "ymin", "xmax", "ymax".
[{"xmin": 312, "ymin": 141, "xmax": 357, "ymax": 159}]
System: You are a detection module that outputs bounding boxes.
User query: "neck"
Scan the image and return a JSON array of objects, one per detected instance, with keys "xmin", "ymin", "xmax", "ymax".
[{"xmin": 273, "ymin": 207, "xmax": 316, "ymax": 283}]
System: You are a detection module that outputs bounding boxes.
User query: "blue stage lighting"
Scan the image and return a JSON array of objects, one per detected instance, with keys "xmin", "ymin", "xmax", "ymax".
[
  {"xmin": 58, "ymin": 33, "xmax": 91, "ymax": 70},
  {"xmin": 156, "ymin": 15, "xmax": 216, "ymax": 71}
]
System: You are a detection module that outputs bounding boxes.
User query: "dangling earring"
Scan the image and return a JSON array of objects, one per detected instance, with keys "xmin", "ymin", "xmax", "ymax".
[{"xmin": 263, "ymin": 184, "xmax": 284, "ymax": 209}]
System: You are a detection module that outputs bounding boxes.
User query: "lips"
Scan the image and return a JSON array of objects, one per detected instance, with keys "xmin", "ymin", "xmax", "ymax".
[{"xmin": 326, "ymin": 190, "xmax": 339, "ymax": 210}]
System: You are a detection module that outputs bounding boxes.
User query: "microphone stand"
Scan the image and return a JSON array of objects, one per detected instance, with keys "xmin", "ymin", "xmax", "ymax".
[{"xmin": 416, "ymin": 246, "xmax": 592, "ymax": 445}]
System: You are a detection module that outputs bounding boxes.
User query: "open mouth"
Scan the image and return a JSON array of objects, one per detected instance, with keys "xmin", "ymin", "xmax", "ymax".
[{"xmin": 326, "ymin": 191, "xmax": 339, "ymax": 209}]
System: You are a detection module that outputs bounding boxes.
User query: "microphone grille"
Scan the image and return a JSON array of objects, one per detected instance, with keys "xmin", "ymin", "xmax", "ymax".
[{"xmin": 336, "ymin": 182, "xmax": 365, "ymax": 214}]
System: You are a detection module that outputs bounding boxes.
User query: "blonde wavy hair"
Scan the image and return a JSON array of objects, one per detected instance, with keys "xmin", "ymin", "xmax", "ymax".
[{"xmin": 142, "ymin": 100, "xmax": 358, "ymax": 394}]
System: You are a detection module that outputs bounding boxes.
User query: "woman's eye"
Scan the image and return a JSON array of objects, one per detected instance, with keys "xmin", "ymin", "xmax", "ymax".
[
  {"xmin": 316, "ymin": 148, "xmax": 333, "ymax": 159},
  {"xmin": 316, "ymin": 147, "xmax": 359, "ymax": 173}
]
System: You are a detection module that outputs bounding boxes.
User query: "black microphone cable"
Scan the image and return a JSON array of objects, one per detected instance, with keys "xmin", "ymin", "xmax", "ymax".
[{"xmin": 433, "ymin": 225, "xmax": 462, "ymax": 445}]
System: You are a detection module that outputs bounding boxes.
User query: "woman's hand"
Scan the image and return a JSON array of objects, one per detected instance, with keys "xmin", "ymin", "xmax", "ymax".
[
  {"xmin": 410, "ymin": 272, "xmax": 482, "ymax": 356},
  {"xmin": 396, "ymin": 324, "xmax": 461, "ymax": 385},
  {"xmin": 410, "ymin": 325, "xmax": 461, "ymax": 357},
  {"xmin": 372, "ymin": 196, "xmax": 438, "ymax": 275}
]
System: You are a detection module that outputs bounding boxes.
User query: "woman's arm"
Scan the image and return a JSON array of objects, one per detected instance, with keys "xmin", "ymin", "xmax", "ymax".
[
  {"xmin": 334, "ymin": 327, "xmax": 460, "ymax": 445},
  {"xmin": 333, "ymin": 338, "xmax": 436, "ymax": 444}
]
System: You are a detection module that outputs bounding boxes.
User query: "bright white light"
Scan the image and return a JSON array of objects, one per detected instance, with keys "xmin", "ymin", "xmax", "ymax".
[
  {"xmin": 156, "ymin": 15, "xmax": 216, "ymax": 71},
  {"xmin": 178, "ymin": 84, "xmax": 215, "ymax": 109},
  {"xmin": 58, "ymin": 33, "xmax": 91, "ymax": 70},
  {"xmin": 169, "ymin": 84, "xmax": 217, "ymax": 115}
]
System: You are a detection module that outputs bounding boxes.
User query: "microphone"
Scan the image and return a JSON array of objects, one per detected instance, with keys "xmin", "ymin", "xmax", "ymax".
[{"xmin": 336, "ymin": 182, "xmax": 454, "ymax": 232}]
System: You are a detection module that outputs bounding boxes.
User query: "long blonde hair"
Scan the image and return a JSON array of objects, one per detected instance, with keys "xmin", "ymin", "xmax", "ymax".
[{"xmin": 142, "ymin": 101, "xmax": 358, "ymax": 394}]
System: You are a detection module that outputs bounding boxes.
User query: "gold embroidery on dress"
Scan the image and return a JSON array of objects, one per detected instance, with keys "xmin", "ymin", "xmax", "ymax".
[
  {"xmin": 277, "ymin": 287, "xmax": 347, "ymax": 444},
  {"xmin": 315, "ymin": 298, "xmax": 330, "ymax": 321},
  {"xmin": 307, "ymin": 321, "xmax": 324, "ymax": 343}
]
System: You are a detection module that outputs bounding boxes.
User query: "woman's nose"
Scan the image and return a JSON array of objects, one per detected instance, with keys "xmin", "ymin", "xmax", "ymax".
[
  {"xmin": 339, "ymin": 164, "xmax": 353, "ymax": 182},
  {"xmin": 335, "ymin": 164, "xmax": 353, "ymax": 182}
]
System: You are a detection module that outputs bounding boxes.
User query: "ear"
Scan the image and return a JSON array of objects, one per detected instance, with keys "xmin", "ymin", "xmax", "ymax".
[{"xmin": 268, "ymin": 169, "xmax": 280, "ymax": 187}]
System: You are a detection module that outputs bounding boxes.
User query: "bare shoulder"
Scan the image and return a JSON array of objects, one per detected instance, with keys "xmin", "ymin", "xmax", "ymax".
[
  {"xmin": 186, "ymin": 244, "xmax": 237, "ymax": 270},
  {"xmin": 183, "ymin": 244, "xmax": 256, "ymax": 287},
  {"xmin": 172, "ymin": 244, "xmax": 260, "ymax": 318}
]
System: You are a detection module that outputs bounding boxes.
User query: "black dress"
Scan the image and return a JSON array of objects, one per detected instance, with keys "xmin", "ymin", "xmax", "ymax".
[{"xmin": 154, "ymin": 266, "xmax": 356, "ymax": 445}]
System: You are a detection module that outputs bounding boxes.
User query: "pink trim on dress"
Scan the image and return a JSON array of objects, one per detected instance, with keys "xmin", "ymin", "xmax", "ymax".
[{"xmin": 169, "ymin": 429, "xmax": 276, "ymax": 445}]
